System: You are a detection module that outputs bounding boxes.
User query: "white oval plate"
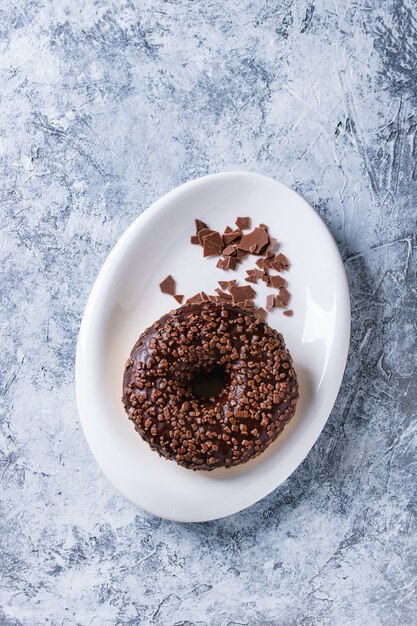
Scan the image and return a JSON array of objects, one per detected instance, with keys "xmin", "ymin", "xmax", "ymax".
[{"xmin": 76, "ymin": 172, "xmax": 350, "ymax": 522}]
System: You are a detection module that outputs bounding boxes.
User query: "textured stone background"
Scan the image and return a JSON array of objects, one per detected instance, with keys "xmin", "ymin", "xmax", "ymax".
[{"xmin": 1, "ymin": 0, "xmax": 416, "ymax": 624}]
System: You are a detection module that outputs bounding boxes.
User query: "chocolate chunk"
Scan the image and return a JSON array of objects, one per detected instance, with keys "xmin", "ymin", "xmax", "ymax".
[
  {"xmin": 255, "ymin": 307, "xmax": 268, "ymax": 321},
  {"xmin": 225, "ymin": 256, "xmax": 237, "ymax": 270},
  {"xmin": 223, "ymin": 230, "xmax": 241, "ymax": 245},
  {"xmin": 238, "ymin": 227, "xmax": 269, "ymax": 254},
  {"xmin": 269, "ymin": 274, "xmax": 286, "ymax": 289},
  {"xmin": 229, "ymin": 285, "xmax": 256, "ymax": 303},
  {"xmin": 266, "ymin": 294, "xmax": 275, "ymax": 312},
  {"xmin": 215, "ymin": 288, "xmax": 232, "ymax": 300},
  {"xmin": 219, "ymin": 280, "xmax": 236, "ymax": 291},
  {"xmin": 236, "ymin": 249, "xmax": 249, "ymax": 260},
  {"xmin": 283, "ymin": 309, "xmax": 293, "ymax": 317},
  {"xmin": 223, "ymin": 244, "xmax": 237, "ymax": 256},
  {"xmin": 216, "ymin": 258, "xmax": 228, "ymax": 270},
  {"xmin": 279, "ymin": 287, "xmax": 291, "ymax": 306},
  {"xmin": 266, "ymin": 237, "xmax": 278, "ymax": 253},
  {"xmin": 271, "ymin": 253, "xmax": 289, "ymax": 271},
  {"xmin": 241, "ymin": 300, "xmax": 255, "ymax": 310},
  {"xmin": 174, "ymin": 294, "xmax": 184, "ymax": 304},
  {"xmin": 186, "ymin": 293, "xmax": 203, "ymax": 304},
  {"xmin": 195, "ymin": 219, "xmax": 208, "ymax": 233},
  {"xmin": 224, "ymin": 225, "xmax": 233, "ymax": 233},
  {"xmin": 197, "ymin": 228, "xmax": 215, "ymax": 245},
  {"xmin": 255, "ymin": 258, "xmax": 264, "ymax": 269},
  {"xmin": 235, "ymin": 217, "xmax": 251, "ymax": 230},
  {"xmin": 190, "ymin": 235, "xmax": 200, "ymax": 244},
  {"xmin": 245, "ymin": 275, "xmax": 258, "ymax": 284},
  {"xmin": 203, "ymin": 231, "xmax": 223, "ymax": 257},
  {"xmin": 159, "ymin": 275, "xmax": 176, "ymax": 295}
]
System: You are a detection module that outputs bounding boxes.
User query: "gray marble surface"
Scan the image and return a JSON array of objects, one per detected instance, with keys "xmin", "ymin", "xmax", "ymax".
[{"xmin": 1, "ymin": 0, "xmax": 416, "ymax": 624}]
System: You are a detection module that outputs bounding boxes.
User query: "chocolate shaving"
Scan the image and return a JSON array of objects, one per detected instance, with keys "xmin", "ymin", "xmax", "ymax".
[
  {"xmin": 220, "ymin": 279, "xmax": 236, "ymax": 290},
  {"xmin": 266, "ymin": 294, "xmax": 276, "ymax": 312},
  {"xmin": 271, "ymin": 253, "xmax": 289, "ymax": 272},
  {"xmin": 235, "ymin": 217, "xmax": 251, "ymax": 230},
  {"xmin": 195, "ymin": 219, "xmax": 208, "ymax": 233},
  {"xmin": 198, "ymin": 228, "xmax": 215, "ymax": 245},
  {"xmin": 278, "ymin": 287, "xmax": 291, "ymax": 306},
  {"xmin": 203, "ymin": 231, "xmax": 223, "ymax": 257},
  {"xmin": 236, "ymin": 249, "xmax": 249, "ymax": 260},
  {"xmin": 223, "ymin": 244, "xmax": 237, "ymax": 256},
  {"xmin": 238, "ymin": 227, "xmax": 269, "ymax": 254},
  {"xmin": 268, "ymin": 274, "xmax": 286, "ymax": 289},
  {"xmin": 225, "ymin": 256, "xmax": 237, "ymax": 270},
  {"xmin": 223, "ymin": 230, "xmax": 241, "ymax": 245},
  {"xmin": 229, "ymin": 285, "xmax": 256, "ymax": 303},
  {"xmin": 159, "ymin": 275, "xmax": 176, "ymax": 295},
  {"xmin": 255, "ymin": 307, "xmax": 268, "ymax": 321},
  {"xmin": 215, "ymin": 288, "xmax": 232, "ymax": 300}
]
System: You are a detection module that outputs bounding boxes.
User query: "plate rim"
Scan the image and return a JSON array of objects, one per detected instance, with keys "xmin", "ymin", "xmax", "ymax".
[{"xmin": 76, "ymin": 170, "xmax": 351, "ymax": 522}]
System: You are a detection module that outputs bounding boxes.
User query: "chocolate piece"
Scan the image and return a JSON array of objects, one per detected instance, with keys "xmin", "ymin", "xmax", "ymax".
[
  {"xmin": 235, "ymin": 216, "xmax": 251, "ymax": 230},
  {"xmin": 223, "ymin": 244, "xmax": 237, "ymax": 256},
  {"xmin": 245, "ymin": 275, "xmax": 258, "ymax": 284},
  {"xmin": 229, "ymin": 285, "xmax": 256, "ymax": 303},
  {"xmin": 216, "ymin": 258, "xmax": 228, "ymax": 270},
  {"xmin": 174, "ymin": 294, "xmax": 184, "ymax": 304},
  {"xmin": 223, "ymin": 230, "xmax": 241, "ymax": 245},
  {"xmin": 236, "ymin": 249, "xmax": 249, "ymax": 260},
  {"xmin": 278, "ymin": 287, "xmax": 291, "ymax": 306},
  {"xmin": 190, "ymin": 235, "xmax": 200, "ymax": 245},
  {"xmin": 215, "ymin": 288, "xmax": 232, "ymax": 300},
  {"xmin": 274, "ymin": 295, "xmax": 285, "ymax": 308},
  {"xmin": 266, "ymin": 294, "xmax": 275, "ymax": 312},
  {"xmin": 283, "ymin": 309, "xmax": 293, "ymax": 317},
  {"xmin": 219, "ymin": 280, "xmax": 236, "ymax": 291},
  {"xmin": 159, "ymin": 275, "xmax": 176, "ymax": 295},
  {"xmin": 238, "ymin": 227, "xmax": 269, "ymax": 254},
  {"xmin": 269, "ymin": 274, "xmax": 286, "ymax": 290},
  {"xmin": 123, "ymin": 301, "xmax": 299, "ymax": 470},
  {"xmin": 197, "ymin": 227, "xmax": 215, "ymax": 245},
  {"xmin": 255, "ymin": 258, "xmax": 264, "ymax": 269},
  {"xmin": 224, "ymin": 225, "xmax": 233, "ymax": 233},
  {"xmin": 266, "ymin": 237, "xmax": 278, "ymax": 253},
  {"xmin": 186, "ymin": 293, "xmax": 203, "ymax": 304},
  {"xmin": 225, "ymin": 256, "xmax": 237, "ymax": 270},
  {"xmin": 203, "ymin": 231, "xmax": 223, "ymax": 257},
  {"xmin": 271, "ymin": 253, "xmax": 289, "ymax": 271},
  {"xmin": 255, "ymin": 307, "xmax": 268, "ymax": 321},
  {"xmin": 195, "ymin": 219, "xmax": 208, "ymax": 233}
]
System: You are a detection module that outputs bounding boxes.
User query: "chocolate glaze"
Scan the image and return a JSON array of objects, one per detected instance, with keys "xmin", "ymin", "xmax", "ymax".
[{"xmin": 122, "ymin": 301, "xmax": 299, "ymax": 470}]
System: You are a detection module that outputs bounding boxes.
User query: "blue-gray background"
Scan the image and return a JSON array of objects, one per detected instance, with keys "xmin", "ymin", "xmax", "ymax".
[{"xmin": 1, "ymin": 1, "xmax": 416, "ymax": 624}]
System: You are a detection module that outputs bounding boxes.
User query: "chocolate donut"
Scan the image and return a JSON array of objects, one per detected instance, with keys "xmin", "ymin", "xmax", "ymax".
[{"xmin": 122, "ymin": 301, "xmax": 298, "ymax": 470}]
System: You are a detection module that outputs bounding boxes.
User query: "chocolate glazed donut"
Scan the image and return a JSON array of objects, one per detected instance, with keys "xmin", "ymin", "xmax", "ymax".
[{"xmin": 122, "ymin": 301, "xmax": 299, "ymax": 470}]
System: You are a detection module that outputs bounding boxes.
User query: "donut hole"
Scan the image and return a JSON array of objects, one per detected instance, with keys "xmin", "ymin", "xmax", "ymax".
[{"xmin": 191, "ymin": 364, "xmax": 227, "ymax": 400}]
